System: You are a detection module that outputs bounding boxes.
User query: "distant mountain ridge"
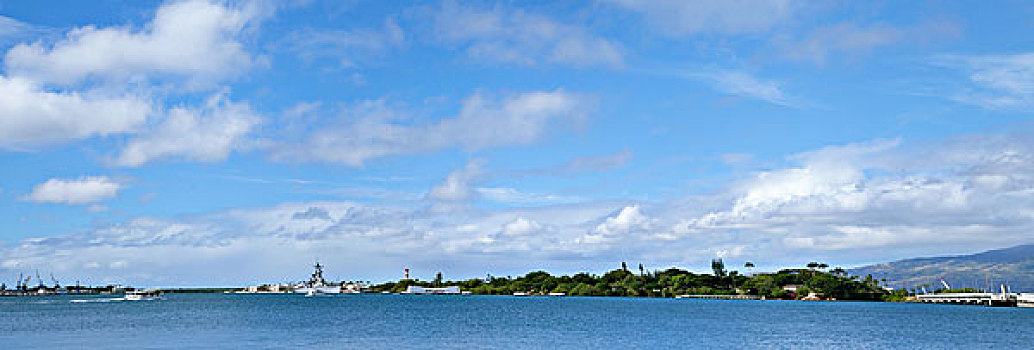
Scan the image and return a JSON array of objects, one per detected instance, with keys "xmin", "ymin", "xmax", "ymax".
[{"xmin": 849, "ymin": 244, "xmax": 1034, "ymax": 292}]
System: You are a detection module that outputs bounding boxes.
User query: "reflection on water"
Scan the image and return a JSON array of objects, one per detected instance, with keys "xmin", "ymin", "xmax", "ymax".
[{"xmin": 2, "ymin": 293, "xmax": 1032, "ymax": 349}]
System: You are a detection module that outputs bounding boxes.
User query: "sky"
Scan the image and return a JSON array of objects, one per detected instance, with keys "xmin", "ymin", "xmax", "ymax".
[{"xmin": 2, "ymin": 0, "xmax": 1034, "ymax": 287}]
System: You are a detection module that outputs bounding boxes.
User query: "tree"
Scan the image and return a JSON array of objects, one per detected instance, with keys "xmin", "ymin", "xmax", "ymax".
[
  {"xmin": 818, "ymin": 263, "xmax": 829, "ymax": 271},
  {"xmin": 621, "ymin": 262, "xmax": 628, "ymax": 272},
  {"xmin": 434, "ymin": 272, "xmax": 443, "ymax": 287},
  {"xmin": 638, "ymin": 263, "xmax": 645, "ymax": 277},
  {"xmin": 711, "ymin": 259, "xmax": 727, "ymax": 278},
  {"xmin": 806, "ymin": 262, "xmax": 820, "ymax": 270}
]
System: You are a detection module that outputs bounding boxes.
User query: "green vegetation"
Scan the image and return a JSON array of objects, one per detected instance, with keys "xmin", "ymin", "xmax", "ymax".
[
  {"xmin": 370, "ymin": 260, "xmax": 896, "ymax": 301},
  {"xmin": 934, "ymin": 288, "xmax": 983, "ymax": 294}
]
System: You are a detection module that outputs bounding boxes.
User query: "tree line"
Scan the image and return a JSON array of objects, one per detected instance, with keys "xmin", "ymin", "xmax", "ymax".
[{"xmin": 370, "ymin": 259, "xmax": 895, "ymax": 301}]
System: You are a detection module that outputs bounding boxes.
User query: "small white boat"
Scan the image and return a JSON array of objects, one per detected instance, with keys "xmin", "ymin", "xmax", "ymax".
[
  {"xmin": 513, "ymin": 292, "xmax": 529, "ymax": 297},
  {"xmin": 124, "ymin": 289, "xmax": 162, "ymax": 301}
]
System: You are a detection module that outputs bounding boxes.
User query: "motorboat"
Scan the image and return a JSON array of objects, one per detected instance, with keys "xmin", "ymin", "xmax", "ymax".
[{"xmin": 124, "ymin": 289, "xmax": 162, "ymax": 301}]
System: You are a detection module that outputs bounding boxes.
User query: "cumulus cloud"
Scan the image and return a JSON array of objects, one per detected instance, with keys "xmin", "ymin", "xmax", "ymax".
[
  {"xmin": 430, "ymin": 1, "xmax": 623, "ymax": 67},
  {"xmin": 500, "ymin": 217, "xmax": 542, "ymax": 236},
  {"xmin": 672, "ymin": 135, "xmax": 1034, "ymax": 262},
  {"xmin": 608, "ymin": 0, "xmax": 797, "ymax": 36},
  {"xmin": 0, "ymin": 76, "xmax": 150, "ymax": 149},
  {"xmin": 114, "ymin": 93, "xmax": 259, "ymax": 166},
  {"xmin": 23, "ymin": 176, "xmax": 122, "ymax": 205},
  {"xmin": 427, "ymin": 160, "xmax": 484, "ymax": 202},
  {"xmin": 0, "ymin": 0, "xmax": 267, "ymax": 162},
  {"xmin": 271, "ymin": 89, "xmax": 592, "ymax": 166},
  {"xmin": 592, "ymin": 204, "xmax": 652, "ymax": 236},
  {"xmin": 9, "ymin": 131, "xmax": 1034, "ymax": 284},
  {"xmin": 4, "ymin": 0, "xmax": 266, "ymax": 89}
]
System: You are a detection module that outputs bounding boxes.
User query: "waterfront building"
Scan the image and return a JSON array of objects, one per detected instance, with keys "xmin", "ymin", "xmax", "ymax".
[{"xmin": 402, "ymin": 286, "xmax": 462, "ymax": 294}]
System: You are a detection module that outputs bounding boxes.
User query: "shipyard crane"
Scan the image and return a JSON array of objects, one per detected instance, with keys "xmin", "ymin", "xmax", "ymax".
[
  {"xmin": 17, "ymin": 273, "xmax": 23, "ymax": 291},
  {"xmin": 35, "ymin": 269, "xmax": 44, "ymax": 289},
  {"xmin": 51, "ymin": 273, "xmax": 61, "ymax": 289},
  {"xmin": 939, "ymin": 278, "xmax": 951, "ymax": 290}
]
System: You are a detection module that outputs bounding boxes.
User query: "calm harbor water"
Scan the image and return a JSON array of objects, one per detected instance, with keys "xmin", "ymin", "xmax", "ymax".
[{"xmin": 2, "ymin": 293, "xmax": 1032, "ymax": 349}]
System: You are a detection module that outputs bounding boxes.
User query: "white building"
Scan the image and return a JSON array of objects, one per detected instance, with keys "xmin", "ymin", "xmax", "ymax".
[{"xmin": 402, "ymin": 286, "xmax": 462, "ymax": 294}]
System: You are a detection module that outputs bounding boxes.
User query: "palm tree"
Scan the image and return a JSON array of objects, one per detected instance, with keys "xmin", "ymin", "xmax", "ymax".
[
  {"xmin": 744, "ymin": 261, "xmax": 756, "ymax": 276},
  {"xmin": 638, "ymin": 263, "xmax": 645, "ymax": 277}
]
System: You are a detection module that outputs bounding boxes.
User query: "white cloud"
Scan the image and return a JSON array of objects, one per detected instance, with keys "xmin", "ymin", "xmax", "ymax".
[
  {"xmin": 272, "ymin": 89, "xmax": 592, "ymax": 166},
  {"xmin": 477, "ymin": 187, "xmax": 578, "ymax": 204},
  {"xmin": 0, "ymin": 15, "xmax": 50, "ymax": 46},
  {"xmin": 778, "ymin": 23, "xmax": 903, "ymax": 65},
  {"xmin": 695, "ymin": 70, "xmax": 796, "ymax": 107},
  {"xmin": 777, "ymin": 21, "xmax": 960, "ymax": 65},
  {"xmin": 114, "ymin": 93, "xmax": 259, "ymax": 166},
  {"xmin": 592, "ymin": 204, "xmax": 652, "ymax": 236},
  {"xmin": 557, "ymin": 150, "xmax": 633, "ymax": 173},
  {"xmin": 9, "ymin": 132, "xmax": 1034, "ymax": 284},
  {"xmin": 427, "ymin": 160, "xmax": 484, "ymax": 202},
  {"xmin": 0, "ymin": 76, "xmax": 150, "ymax": 149},
  {"xmin": 430, "ymin": 1, "xmax": 622, "ymax": 67},
  {"xmin": 4, "ymin": 0, "xmax": 266, "ymax": 89},
  {"xmin": 933, "ymin": 53, "xmax": 1034, "ymax": 110},
  {"xmin": 23, "ymin": 176, "xmax": 122, "ymax": 205},
  {"xmin": 609, "ymin": 0, "xmax": 796, "ymax": 36},
  {"xmin": 283, "ymin": 17, "xmax": 405, "ymax": 68},
  {"xmin": 501, "ymin": 217, "xmax": 542, "ymax": 236}
]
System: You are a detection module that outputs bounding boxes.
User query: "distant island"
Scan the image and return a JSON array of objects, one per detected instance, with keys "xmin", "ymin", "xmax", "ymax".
[{"xmin": 369, "ymin": 259, "xmax": 899, "ymax": 301}]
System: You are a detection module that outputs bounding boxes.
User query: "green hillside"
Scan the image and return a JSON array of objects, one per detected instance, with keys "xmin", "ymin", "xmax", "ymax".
[{"xmin": 850, "ymin": 244, "xmax": 1034, "ymax": 292}]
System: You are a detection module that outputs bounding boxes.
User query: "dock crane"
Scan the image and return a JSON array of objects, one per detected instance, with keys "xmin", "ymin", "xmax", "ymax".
[
  {"xmin": 939, "ymin": 278, "xmax": 952, "ymax": 290},
  {"xmin": 16, "ymin": 273, "xmax": 23, "ymax": 291},
  {"xmin": 50, "ymin": 274, "xmax": 61, "ymax": 289},
  {"xmin": 35, "ymin": 270, "xmax": 44, "ymax": 289}
]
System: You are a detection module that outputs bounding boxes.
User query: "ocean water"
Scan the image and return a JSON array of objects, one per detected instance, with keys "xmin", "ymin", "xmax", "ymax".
[{"xmin": 1, "ymin": 293, "xmax": 1032, "ymax": 349}]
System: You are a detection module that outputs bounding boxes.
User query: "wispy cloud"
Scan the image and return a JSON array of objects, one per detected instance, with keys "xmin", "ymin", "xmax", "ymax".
[
  {"xmin": 269, "ymin": 89, "xmax": 593, "ymax": 166},
  {"xmin": 428, "ymin": 1, "xmax": 623, "ymax": 68},
  {"xmin": 607, "ymin": 0, "xmax": 798, "ymax": 36},
  {"xmin": 693, "ymin": 69, "xmax": 800, "ymax": 107},
  {"xmin": 775, "ymin": 21, "xmax": 960, "ymax": 66},
  {"xmin": 932, "ymin": 53, "xmax": 1034, "ymax": 110},
  {"xmin": 281, "ymin": 16, "xmax": 405, "ymax": 68}
]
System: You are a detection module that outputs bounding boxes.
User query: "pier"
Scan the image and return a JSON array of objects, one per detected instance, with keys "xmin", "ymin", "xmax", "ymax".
[
  {"xmin": 674, "ymin": 294, "xmax": 761, "ymax": 300},
  {"xmin": 915, "ymin": 292, "xmax": 1018, "ymax": 307}
]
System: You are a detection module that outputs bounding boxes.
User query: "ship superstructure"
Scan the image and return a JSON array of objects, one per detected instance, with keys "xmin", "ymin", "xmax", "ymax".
[{"xmin": 294, "ymin": 261, "xmax": 341, "ymax": 294}]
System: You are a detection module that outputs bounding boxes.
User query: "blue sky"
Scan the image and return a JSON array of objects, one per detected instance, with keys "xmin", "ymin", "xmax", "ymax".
[{"xmin": 2, "ymin": 0, "xmax": 1034, "ymax": 286}]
